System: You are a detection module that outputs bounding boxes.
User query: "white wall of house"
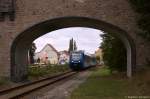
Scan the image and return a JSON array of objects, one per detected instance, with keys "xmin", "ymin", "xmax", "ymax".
[{"xmin": 34, "ymin": 44, "xmax": 59, "ymax": 64}]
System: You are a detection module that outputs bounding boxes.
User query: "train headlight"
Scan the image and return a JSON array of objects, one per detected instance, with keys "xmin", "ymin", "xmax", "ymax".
[
  {"xmin": 78, "ymin": 61, "xmax": 80, "ymax": 62},
  {"xmin": 72, "ymin": 61, "xmax": 74, "ymax": 62}
]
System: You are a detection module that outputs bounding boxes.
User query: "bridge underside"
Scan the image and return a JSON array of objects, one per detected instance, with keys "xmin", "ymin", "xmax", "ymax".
[{"xmin": 11, "ymin": 17, "xmax": 136, "ymax": 82}]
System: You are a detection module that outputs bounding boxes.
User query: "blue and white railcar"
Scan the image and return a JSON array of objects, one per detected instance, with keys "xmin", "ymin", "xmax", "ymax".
[{"xmin": 69, "ymin": 51, "xmax": 96, "ymax": 70}]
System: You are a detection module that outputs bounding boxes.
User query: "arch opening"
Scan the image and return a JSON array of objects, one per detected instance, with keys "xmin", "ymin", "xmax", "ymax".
[{"xmin": 11, "ymin": 17, "xmax": 136, "ymax": 82}]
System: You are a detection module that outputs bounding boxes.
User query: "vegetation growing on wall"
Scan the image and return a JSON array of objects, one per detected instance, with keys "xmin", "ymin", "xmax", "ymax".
[
  {"xmin": 129, "ymin": 0, "xmax": 150, "ymax": 41},
  {"xmin": 100, "ymin": 33, "xmax": 127, "ymax": 72},
  {"xmin": 29, "ymin": 43, "xmax": 37, "ymax": 64}
]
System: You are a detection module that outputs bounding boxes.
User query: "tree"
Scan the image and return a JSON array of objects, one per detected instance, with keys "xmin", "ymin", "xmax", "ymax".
[
  {"xmin": 68, "ymin": 38, "xmax": 77, "ymax": 53},
  {"xmin": 29, "ymin": 43, "xmax": 36, "ymax": 64},
  {"xmin": 129, "ymin": 0, "xmax": 150, "ymax": 41},
  {"xmin": 100, "ymin": 33, "xmax": 127, "ymax": 72},
  {"xmin": 73, "ymin": 40, "xmax": 77, "ymax": 51},
  {"xmin": 68, "ymin": 38, "xmax": 73, "ymax": 53},
  {"xmin": 129, "ymin": 0, "xmax": 150, "ymax": 65}
]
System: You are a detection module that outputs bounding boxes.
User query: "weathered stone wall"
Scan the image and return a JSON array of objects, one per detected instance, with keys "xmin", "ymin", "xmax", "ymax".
[{"xmin": 0, "ymin": 0, "xmax": 149, "ymax": 77}]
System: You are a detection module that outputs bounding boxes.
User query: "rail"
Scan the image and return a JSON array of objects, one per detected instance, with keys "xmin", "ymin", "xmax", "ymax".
[{"xmin": 0, "ymin": 71, "xmax": 76, "ymax": 99}]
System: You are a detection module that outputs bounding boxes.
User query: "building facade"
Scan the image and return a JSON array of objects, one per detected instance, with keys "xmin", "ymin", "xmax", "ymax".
[
  {"xmin": 34, "ymin": 44, "xmax": 59, "ymax": 65},
  {"xmin": 58, "ymin": 50, "xmax": 69, "ymax": 64},
  {"xmin": 95, "ymin": 48, "xmax": 103, "ymax": 64}
]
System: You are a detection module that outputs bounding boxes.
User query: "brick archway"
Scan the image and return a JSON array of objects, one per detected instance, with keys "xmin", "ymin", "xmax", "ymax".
[{"xmin": 11, "ymin": 17, "xmax": 136, "ymax": 82}]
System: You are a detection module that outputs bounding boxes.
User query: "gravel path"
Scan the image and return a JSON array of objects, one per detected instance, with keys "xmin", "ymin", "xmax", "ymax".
[{"xmin": 21, "ymin": 70, "xmax": 91, "ymax": 99}]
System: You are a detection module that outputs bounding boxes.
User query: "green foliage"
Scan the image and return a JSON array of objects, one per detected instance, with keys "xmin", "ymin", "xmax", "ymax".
[
  {"xmin": 129, "ymin": 0, "xmax": 150, "ymax": 41},
  {"xmin": 74, "ymin": 40, "xmax": 77, "ymax": 51},
  {"xmin": 28, "ymin": 64, "xmax": 70, "ymax": 78},
  {"xmin": 91, "ymin": 66, "xmax": 111, "ymax": 77},
  {"xmin": 100, "ymin": 33, "xmax": 127, "ymax": 71},
  {"xmin": 69, "ymin": 38, "xmax": 73, "ymax": 53},
  {"xmin": 71, "ymin": 68, "xmax": 125, "ymax": 99},
  {"xmin": 70, "ymin": 67, "xmax": 150, "ymax": 99},
  {"xmin": 68, "ymin": 38, "xmax": 77, "ymax": 53},
  {"xmin": 0, "ymin": 77, "xmax": 9, "ymax": 85},
  {"xmin": 129, "ymin": 0, "xmax": 150, "ymax": 13},
  {"xmin": 129, "ymin": 0, "xmax": 150, "ymax": 65}
]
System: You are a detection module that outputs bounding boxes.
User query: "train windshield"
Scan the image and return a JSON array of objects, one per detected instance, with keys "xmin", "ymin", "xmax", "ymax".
[{"xmin": 71, "ymin": 53, "xmax": 82, "ymax": 60}]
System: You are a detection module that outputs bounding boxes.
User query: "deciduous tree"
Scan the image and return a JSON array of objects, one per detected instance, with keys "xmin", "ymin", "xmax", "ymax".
[
  {"xmin": 68, "ymin": 38, "xmax": 77, "ymax": 53},
  {"xmin": 100, "ymin": 33, "xmax": 127, "ymax": 71}
]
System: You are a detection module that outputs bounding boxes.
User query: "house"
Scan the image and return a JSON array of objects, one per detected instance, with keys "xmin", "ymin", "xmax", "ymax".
[
  {"xmin": 95, "ymin": 48, "xmax": 103, "ymax": 64},
  {"xmin": 34, "ymin": 44, "xmax": 59, "ymax": 64},
  {"xmin": 58, "ymin": 50, "xmax": 70, "ymax": 64}
]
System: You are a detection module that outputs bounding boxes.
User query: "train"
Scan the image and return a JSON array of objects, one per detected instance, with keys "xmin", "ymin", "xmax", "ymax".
[{"xmin": 69, "ymin": 50, "xmax": 97, "ymax": 70}]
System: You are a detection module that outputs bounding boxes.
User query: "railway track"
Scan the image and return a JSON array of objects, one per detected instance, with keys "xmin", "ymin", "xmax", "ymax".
[{"xmin": 0, "ymin": 71, "xmax": 76, "ymax": 99}]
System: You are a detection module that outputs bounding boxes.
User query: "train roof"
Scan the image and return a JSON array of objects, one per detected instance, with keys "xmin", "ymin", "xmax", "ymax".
[{"xmin": 71, "ymin": 50, "xmax": 96, "ymax": 57}]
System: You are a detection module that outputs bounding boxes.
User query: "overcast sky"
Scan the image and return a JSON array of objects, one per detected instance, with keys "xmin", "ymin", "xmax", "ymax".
[{"xmin": 34, "ymin": 27, "xmax": 103, "ymax": 54}]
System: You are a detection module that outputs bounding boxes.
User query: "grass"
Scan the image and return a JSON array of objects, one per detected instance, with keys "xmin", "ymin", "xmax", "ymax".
[
  {"xmin": 0, "ymin": 78, "xmax": 7, "ymax": 85},
  {"xmin": 0, "ymin": 77, "xmax": 10, "ymax": 87},
  {"xmin": 28, "ymin": 64, "xmax": 70, "ymax": 79},
  {"xmin": 70, "ymin": 66, "xmax": 150, "ymax": 99},
  {"xmin": 0, "ymin": 64, "xmax": 70, "ymax": 90}
]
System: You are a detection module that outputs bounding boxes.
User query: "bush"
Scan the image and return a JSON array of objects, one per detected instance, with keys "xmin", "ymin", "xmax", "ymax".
[
  {"xmin": 100, "ymin": 33, "xmax": 127, "ymax": 72},
  {"xmin": 28, "ymin": 64, "xmax": 70, "ymax": 78},
  {"xmin": 129, "ymin": 0, "xmax": 150, "ymax": 41}
]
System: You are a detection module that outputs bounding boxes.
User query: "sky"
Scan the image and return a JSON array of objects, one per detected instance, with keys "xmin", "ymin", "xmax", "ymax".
[{"xmin": 34, "ymin": 27, "xmax": 104, "ymax": 54}]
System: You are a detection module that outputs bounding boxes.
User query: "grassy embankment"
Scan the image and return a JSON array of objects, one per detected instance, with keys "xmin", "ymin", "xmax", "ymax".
[
  {"xmin": 70, "ymin": 66, "xmax": 150, "ymax": 99},
  {"xmin": 0, "ymin": 64, "xmax": 70, "ymax": 88},
  {"xmin": 28, "ymin": 64, "xmax": 70, "ymax": 80},
  {"xmin": 0, "ymin": 77, "xmax": 9, "ymax": 85},
  {"xmin": 0, "ymin": 77, "xmax": 11, "ymax": 90}
]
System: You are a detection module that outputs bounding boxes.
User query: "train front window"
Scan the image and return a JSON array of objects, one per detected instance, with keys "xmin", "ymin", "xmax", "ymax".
[{"xmin": 71, "ymin": 53, "xmax": 81, "ymax": 60}]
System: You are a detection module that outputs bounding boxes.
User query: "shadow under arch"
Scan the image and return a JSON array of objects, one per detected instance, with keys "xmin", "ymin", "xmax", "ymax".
[{"xmin": 11, "ymin": 17, "xmax": 136, "ymax": 82}]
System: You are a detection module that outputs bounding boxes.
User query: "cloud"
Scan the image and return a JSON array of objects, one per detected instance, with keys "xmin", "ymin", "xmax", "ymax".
[{"xmin": 34, "ymin": 27, "xmax": 103, "ymax": 54}]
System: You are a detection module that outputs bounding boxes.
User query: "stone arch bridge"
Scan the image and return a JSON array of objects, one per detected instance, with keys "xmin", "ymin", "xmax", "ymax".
[{"xmin": 0, "ymin": 0, "xmax": 150, "ymax": 82}]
